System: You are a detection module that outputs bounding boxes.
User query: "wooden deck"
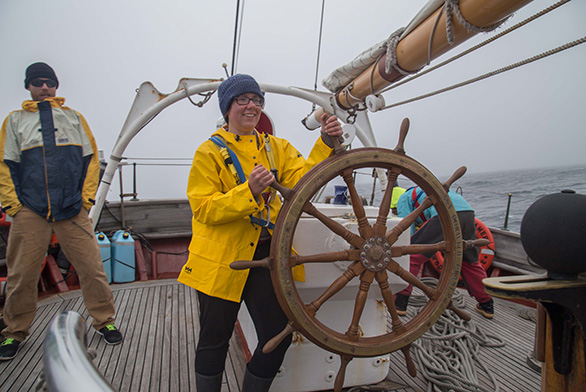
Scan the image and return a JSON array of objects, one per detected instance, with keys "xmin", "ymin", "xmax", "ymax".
[
  {"xmin": 385, "ymin": 291, "xmax": 542, "ymax": 392},
  {"xmin": 0, "ymin": 280, "xmax": 541, "ymax": 392}
]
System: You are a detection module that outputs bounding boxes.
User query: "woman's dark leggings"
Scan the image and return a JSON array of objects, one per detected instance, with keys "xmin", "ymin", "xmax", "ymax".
[{"xmin": 194, "ymin": 241, "xmax": 292, "ymax": 378}]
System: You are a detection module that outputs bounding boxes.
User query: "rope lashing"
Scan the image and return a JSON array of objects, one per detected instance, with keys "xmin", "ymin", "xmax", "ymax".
[
  {"xmin": 384, "ymin": 27, "xmax": 415, "ymax": 77},
  {"xmin": 383, "ymin": 0, "xmax": 513, "ymax": 79},
  {"xmin": 445, "ymin": 0, "xmax": 511, "ymax": 45}
]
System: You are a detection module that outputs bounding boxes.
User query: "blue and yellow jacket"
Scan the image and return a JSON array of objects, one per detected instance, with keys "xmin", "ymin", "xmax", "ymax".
[{"xmin": 0, "ymin": 97, "xmax": 99, "ymax": 221}]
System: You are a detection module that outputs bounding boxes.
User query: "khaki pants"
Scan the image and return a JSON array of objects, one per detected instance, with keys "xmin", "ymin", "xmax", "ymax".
[{"xmin": 2, "ymin": 206, "xmax": 115, "ymax": 341}]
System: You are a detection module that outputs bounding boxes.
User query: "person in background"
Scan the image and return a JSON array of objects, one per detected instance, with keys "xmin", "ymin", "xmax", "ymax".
[
  {"xmin": 178, "ymin": 74, "xmax": 343, "ymax": 392},
  {"xmin": 390, "ymin": 182, "xmax": 406, "ymax": 216},
  {"xmin": 394, "ymin": 186, "xmax": 494, "ymax": 319},
  {"xmin": 0, "ymin": 62, "xmax": 123, "ymax": 361}
]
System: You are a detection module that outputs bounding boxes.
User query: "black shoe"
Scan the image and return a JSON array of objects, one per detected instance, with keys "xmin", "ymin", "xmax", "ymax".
[
  {"xmin": 0, "ymin": 338, "xmax": 20, "ymax": 361},
  {"xmin": 475, "ymin": 299, "xmax": 494, "ymax": 319},
  {"xmin": 97, "ymin": 324, "xmax": 123, "ymax": 345},
  {"xmin": 394, "ymin": 294, "xmax": 409, "ymax": 316}
]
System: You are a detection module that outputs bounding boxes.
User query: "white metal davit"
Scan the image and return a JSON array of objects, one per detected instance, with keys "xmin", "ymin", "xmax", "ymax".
[{"xmin": 89, "ymin": 79, "xmax": 381, "ymax": 227}]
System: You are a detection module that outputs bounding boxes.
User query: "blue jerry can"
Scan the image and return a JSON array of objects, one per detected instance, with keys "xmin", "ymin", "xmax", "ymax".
[
  {"xmin": 96, "ymin": 232, "xmax": 112, "ymax": 283},
  {"xmin": 111, "ymin": 230, "xmax": 136, "ymax": 283}
]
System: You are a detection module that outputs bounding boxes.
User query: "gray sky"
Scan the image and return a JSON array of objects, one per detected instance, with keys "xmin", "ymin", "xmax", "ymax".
[{"xmin": 1, "ymin": 0, "xmax": 584, "ymax": 201}]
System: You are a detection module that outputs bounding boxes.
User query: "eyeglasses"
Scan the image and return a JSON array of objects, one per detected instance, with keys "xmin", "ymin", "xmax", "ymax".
[
  {"xmin": 30, "ymin": 78, "xmax": 57, "ymax": 88},
  {"xmin": 234, "ymin": 96, "xmax": 264, "ymax": 107}
]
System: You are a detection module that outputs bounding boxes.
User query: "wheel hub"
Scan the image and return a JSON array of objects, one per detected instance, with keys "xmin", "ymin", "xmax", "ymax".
[{"xmin": 360, "ymin": 237, "xmax": 392, "ymax": 271}]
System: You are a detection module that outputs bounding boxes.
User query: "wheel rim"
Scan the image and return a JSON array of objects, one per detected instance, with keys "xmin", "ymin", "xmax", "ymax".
[{"xmin": 270, "ymin": 147, "xmax": 463, "ymax": 358}]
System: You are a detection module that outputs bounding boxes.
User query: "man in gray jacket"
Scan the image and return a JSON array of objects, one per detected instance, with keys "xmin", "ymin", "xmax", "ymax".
[{"xmin": 0, "ymin": 62, "xmax": 123, "ymax": 361}]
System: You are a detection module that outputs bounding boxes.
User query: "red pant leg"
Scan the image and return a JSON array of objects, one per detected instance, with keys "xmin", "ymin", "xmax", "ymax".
[
  {"xmin": 460, "ymin": 261, "xmax": 492, "ymax": 303},
  {"xmin": 397, "ymin": 253, "xmax": 428, "ymax": 297}
]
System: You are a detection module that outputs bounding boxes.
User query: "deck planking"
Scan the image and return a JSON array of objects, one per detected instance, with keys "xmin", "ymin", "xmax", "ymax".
[
  {"xmin": 386, "ymin": 289, "xmax": 542, "ymax": 392},
  {"xmin": 0, "ymin": 281, "xmax": 541, "ymax": 392}
]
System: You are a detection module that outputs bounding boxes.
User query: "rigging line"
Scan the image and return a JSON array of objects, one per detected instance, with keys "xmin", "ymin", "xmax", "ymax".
[
  {"xmin": 380, "ymin": 36, "xmax": 586, "ymax": 110},
  {"xmin": 314, "ymin": 0, "xmax": 326, "ymax": 92},
  {"xmin": 311, "ymin": 0, "xmax": 326, "ymax": 112},
  {"xmin": 379, "ymin": 0, "xmax": 572, "ymax": 95},
  {"xmin": 235, "ymin": 0, "xmax": 246, "ymax": 75},
  {"xmin": 231, "ymin": 0, "xmax": 243, "ymax": 76}
]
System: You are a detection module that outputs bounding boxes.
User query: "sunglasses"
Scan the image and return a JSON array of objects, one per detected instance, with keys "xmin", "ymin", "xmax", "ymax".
[{"xmin": 30, "ymin": 78, "xmax": 57, "ymax": 88}]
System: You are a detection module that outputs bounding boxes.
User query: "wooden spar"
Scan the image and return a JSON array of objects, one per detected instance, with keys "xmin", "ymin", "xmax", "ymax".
[{"xmin": 329, "ymin": 0, "xmax": 534, "ymax": 112}]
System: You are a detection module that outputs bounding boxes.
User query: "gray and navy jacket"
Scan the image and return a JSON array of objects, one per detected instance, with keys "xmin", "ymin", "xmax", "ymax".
[{"xmin": 0, "ymin": 97, "xmax": 100, "ymax": 221}]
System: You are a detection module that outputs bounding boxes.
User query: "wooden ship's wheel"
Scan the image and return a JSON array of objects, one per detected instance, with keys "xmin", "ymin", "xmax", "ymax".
[{"xmin": 233, "ymin": 118, "xmax": 483, "ymax": 391}]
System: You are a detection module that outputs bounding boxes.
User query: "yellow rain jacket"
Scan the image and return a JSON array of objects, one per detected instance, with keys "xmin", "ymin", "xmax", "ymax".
[
  {"xmin": 0, "ymin": 98, "xmax": 99, "ymax": 220},
  {"xmin": 178, "ymin": 127, "xmax": 334, "ymax": 302}
]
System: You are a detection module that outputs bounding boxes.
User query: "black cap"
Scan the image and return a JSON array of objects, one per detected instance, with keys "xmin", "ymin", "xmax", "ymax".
[{"xmin": 24, "ymin": 62, "xmax": 59, "ymax": 89}]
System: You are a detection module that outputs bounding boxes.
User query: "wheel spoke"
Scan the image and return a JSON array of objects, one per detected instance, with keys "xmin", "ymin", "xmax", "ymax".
[
  {"xmin": 341, "ymin": 169, "xmax": 373, "ymax": 239},
  {"xmin": 306, "ymin": 262, "xmax": 365, "ymax": 316},
  {"xmin": 290, "ymin": 249, "xmax": 360, "ymax": 267},
  {"xmin": 375, "ymin": 270, "xmax": 407, "ymax": 331},
  {"xmin": 385, "ymin": 195, "xmax": 434, "ymax": 244},
  {"xmin": 373, "ymin": 167, "xmax": 401, "ymax": 237},
  {"xmin": 346, "ymin": 270, "xmax": 374, "ymax": 341},
  {"xmin": 401, "ymin": 345, "xmax": 418, "ymax": 377},
  {"xmin": 390, "ymin": 242, "xmax": 450, "ymax": 257},
  {"xmin": 447, "ymin": 301, "xmax": 471, "ymax": 321},
  {"xmin": 386, "ymin": 259, "xmax": 437, "ymax": 299},
  {"xmin": 230, "ymin": 257, "xmax": 270, "ymax": 270},
  {"xmin": 262, "ymin": 322, "xmax": 296, "ymax": 354},
  {"xmin": 302, "ymin": 201, "xmax": 365, "ymax": 249},
  {"xmin": 334, "ymin": 355, "xmax": 353, "ymax": 392}
]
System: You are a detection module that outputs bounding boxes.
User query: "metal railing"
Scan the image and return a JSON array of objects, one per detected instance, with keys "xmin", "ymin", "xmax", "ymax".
[{"xmin": 43, "ymin": 311, "xmax": 115, "ymax": 392}]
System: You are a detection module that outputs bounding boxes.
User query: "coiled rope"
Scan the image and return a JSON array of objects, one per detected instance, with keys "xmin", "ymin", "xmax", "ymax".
[{"xmin": 406, "ymin": 277, "xmax": 505, "ymax": 392}]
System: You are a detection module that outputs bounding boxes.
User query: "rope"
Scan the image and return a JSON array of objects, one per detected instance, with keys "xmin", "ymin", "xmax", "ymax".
[
  {"xmin": 383, "ymin": 28, "xmax": 414, "ymax": 77},
  {"xmin": 231, "ymin": 0, "xmax": 244, "ymax": 75},
  {"xmin": 446, "ymin": 0, "xmax": 510, "ymax": 42},
  {"xmin": 406, "ymin": 277, "xmax": 505, "ymax": 392},
  {"xmin": 313, "ymin": 0, "xmax": 326, "ymax": 93},
  {"xmin": 381, "ymin": 0, "xmax": 573, "ymax": 94},
  {"xmin": 382, "ymin": 0, "xmax": 513, "ymax": 81},
  {"xmin": 381, "ymin": 36, "xmax": 586, "ymax": 110},
  {"xmin": 183, "ymin": 83, "xmax": 215, "ymax": 108}
]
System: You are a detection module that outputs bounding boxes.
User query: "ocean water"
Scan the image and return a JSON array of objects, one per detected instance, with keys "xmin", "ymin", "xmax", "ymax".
[
  {"xmin": 326, "ymin": 165, "xmax": 585, "ymax": 233},
  {"xmin": 450, "ymin": 165, "xmax": 585, "ymax": 233}
]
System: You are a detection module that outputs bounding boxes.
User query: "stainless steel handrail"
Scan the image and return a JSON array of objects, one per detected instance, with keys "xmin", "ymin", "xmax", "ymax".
[{"xmin": 44, "ymin": 311, "xmax": 115, "ymax": 392}]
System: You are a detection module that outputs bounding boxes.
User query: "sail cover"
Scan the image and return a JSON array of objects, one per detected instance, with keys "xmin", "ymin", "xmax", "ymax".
[{"xmin": 322, "ymin": 0, "xmax": 444, "ymax": 93}]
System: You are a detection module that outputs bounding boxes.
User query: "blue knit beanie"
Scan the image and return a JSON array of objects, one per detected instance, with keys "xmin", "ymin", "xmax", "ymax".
[
  {"xmin": 25, "ymin": 62, "xmax": 59, "ymax": 89},
  {"xmin": 218, "ymin": 74, "xmax": 264, "ymax": 120}
]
